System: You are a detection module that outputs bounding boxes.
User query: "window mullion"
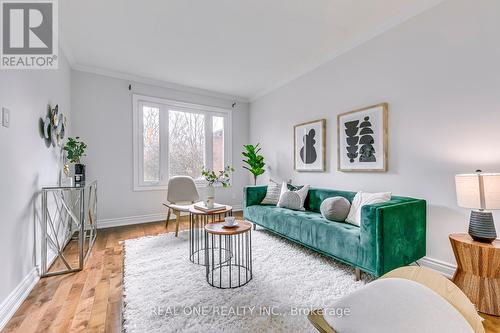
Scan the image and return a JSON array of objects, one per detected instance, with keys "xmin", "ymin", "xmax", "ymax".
[
  {"xmin": 205, "ymin": 112, "xmax": 213, "ymax": 171},
  {"xmin": 160, "ymin": 106, "xmax": 169, "ymax": 184}
]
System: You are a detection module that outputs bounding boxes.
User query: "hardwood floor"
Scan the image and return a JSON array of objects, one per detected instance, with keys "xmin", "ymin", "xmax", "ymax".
[{"xmin": 2, "ymin": 212, "xmax": 499, "ymax": 333}]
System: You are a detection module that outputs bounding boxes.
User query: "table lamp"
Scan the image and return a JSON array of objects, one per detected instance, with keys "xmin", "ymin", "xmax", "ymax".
[{"xmin": 455, "ymin": 171, "xmax": 500, "ymax": 243}]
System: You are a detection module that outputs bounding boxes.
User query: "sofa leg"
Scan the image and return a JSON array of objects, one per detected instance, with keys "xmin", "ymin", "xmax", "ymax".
[{"xmin": 355, "ymin": 268, "xmax": 362, "ymax": 281}]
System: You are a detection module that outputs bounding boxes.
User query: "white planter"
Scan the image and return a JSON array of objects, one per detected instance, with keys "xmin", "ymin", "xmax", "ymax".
[{"xmin": 205, "ymin": 185, "xmax": 215, "ymax": 208}]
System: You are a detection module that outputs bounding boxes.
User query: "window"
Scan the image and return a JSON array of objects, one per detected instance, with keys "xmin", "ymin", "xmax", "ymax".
[{"xmin": 133, "ymin": 94, "xmax": 232, "ymax": 191}]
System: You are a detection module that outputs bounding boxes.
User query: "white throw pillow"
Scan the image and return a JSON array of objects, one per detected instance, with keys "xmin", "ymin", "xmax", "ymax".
[
  {"xmin": 260, "ymin": 180, "xmax": 281, "ymax": 205},
  {"xmin": 345, "ymin": 191, "xmax": 391, "ymax": 226},
  {"xmin": 277, "ymin": 182, "xmax": 310, "ymax": 210}
]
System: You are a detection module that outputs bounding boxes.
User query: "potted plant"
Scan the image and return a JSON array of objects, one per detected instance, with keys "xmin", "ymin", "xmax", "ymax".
[
  {"xmin": 201, "ymin": 166, "xmax": 234, "ymax": 208},
  {"xmin": 242, "ymin": 143, "xmax": 265, "ymax": 185},
  {"xmin": 63, "ymin": 137, "xmax": 87, "ymax": 183}
]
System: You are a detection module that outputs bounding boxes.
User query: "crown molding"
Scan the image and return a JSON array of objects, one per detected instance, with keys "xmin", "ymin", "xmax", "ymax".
[
  {"xmin": 250, "ymin": 0, "xmax": 445, "ymax": 102},
  {"xmin": 71, "ymin": 64, "xmax": 249, "ymax": 104}
]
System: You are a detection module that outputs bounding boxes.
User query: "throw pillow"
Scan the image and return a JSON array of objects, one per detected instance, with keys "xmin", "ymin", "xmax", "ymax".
[
  {"xmin": 260, "ymin": 180, "xmax": 281, "ymax": 205},
  {"xmin": 287, "ymin": 183, "xmax": 304, "ymax": 191},
  {"xmin": 346, "ymin": 191, "xmax": 391, "ymax": 226},
  {"xmin": 277, "ymin": 182, "xmax": 310, "ymax": 210},
  {"xmin": 320, "ymin": 197, "xmax": 351, "ymax": 222}
]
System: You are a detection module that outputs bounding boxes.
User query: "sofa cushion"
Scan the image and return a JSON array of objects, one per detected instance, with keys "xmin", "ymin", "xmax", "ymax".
[
  {"xmin": 245, "ymin": 205, "xmax": 360, "ymax": 265},
  {"xmin": 260, "ymin": 180, "xmax": 281, "ymax": 205},
  {"xmin": 277, "ymin": 182, "xmax": 309, "ymax": 210},
  {"xmin": 320, "ymin": 196, "xmax": 351, "ymax": 222},
  {"xmin": 305, "ymin": 188, "xmax": 357, "ymax": 213},
  {"xmin": 346, "ymin": 191, "xmax": 391, "ymax": 226}
]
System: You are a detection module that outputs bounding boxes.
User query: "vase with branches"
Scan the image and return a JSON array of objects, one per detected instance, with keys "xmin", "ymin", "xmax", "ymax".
[
  {"xmin": 201, "ymin": 166, "xmax": 234, "ymax": 208},
  {"xmin": 242, "ymin": 143, "xmax": 265, "ymax": 185}
]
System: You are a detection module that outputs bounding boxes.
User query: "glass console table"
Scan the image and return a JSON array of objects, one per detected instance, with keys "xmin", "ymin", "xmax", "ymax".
[{"xmin": 41, "ymin": 181, "xmax": 97, "ymax": 277}]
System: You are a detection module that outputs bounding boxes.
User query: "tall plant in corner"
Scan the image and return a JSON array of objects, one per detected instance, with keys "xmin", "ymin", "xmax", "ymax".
[{"xmin": 242, "ymin": 143, "xmax": 265, "ymax": 185}]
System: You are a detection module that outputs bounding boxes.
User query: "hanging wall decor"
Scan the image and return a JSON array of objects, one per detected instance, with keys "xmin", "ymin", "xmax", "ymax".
[
  {"xmin": 337, "ymin": 103, "xmax": 388, "ymax": 172},
  {"xmin": 39, "ymin": 104, "xmax": 66, "ymax": 148},
  {"xmin": 294, "ymin": 119, "xmax": 326, "ymax": 172}
]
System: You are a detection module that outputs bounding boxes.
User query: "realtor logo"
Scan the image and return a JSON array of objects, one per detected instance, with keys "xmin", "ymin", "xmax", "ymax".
[{"xmin": 1, "ymin": 0, "xmax": 58, "ymax": 69}]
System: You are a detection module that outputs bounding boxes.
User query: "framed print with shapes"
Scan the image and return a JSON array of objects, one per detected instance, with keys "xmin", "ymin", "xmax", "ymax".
[
  {"xmin": 337, "ymin": 103, "xmax": 388, "ymax": 172},
  {"xmin": 294, "ymin": 119, "xmax": 326, "ymax": 172}
]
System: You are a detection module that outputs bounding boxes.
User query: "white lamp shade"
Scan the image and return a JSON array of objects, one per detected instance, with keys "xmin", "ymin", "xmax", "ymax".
[{"xmin": 455, "ymin": 173, "xmax": 500, "ymax": 210}]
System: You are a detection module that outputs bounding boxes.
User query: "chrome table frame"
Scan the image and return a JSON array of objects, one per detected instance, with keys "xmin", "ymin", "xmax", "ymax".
[{"xmin": 41, "ymin": 181, "xmax": 97, "ymax": 277}]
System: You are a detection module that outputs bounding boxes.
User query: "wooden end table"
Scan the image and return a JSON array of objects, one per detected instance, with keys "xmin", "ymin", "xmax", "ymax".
[
  {"xmin": 204, "ymin": 220, "xmax": 253, "ymax": 289},
  {"xmin": 449, "ymin": 233, "xmax": 500, "ymax": 316},
  {"xmin": 188, "ymin": 205, "xmax": 232, "ymax": 265}
]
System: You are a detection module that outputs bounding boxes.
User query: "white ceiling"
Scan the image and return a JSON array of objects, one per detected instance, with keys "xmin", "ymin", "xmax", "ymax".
[{"xmin": 61, "ymin": 0, "xmax": 442, "ymax": 100}]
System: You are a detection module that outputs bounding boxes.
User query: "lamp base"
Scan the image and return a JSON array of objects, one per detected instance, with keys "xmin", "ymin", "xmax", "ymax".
[{"xmin": 469, "ymin": 210, "xmax": 497, "ymax": 243}]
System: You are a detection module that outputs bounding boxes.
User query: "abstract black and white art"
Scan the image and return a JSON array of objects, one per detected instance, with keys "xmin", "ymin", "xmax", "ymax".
[
  {"xmin": 294, "ymin": 119, "xmax": 326, "ymax": 172},
  {"xmin": 337, "ymin": 103, "xmax": 388, "ymax": 172}
]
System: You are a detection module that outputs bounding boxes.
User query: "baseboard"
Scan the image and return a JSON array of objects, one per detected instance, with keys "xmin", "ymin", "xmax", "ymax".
[
  {"xmin": 0, "ymin": 267, "xmax": 39, "ymax": 330},
  {"xmin": 417, "ymin": 256, "xmax": 456, "ymax": 278},
  {"xmin": 98, "ymin": 213, "xmax": 167, "ymax": 229},
  {"xmin": 98, "ymin": 205, "xmax": 243, "ymax": 229}
]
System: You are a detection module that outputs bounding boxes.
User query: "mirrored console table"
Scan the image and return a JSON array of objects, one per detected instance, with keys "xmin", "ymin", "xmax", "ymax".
[{"xmin": 41, "ymin": 181, "xmax": 97, "ymax": 277}]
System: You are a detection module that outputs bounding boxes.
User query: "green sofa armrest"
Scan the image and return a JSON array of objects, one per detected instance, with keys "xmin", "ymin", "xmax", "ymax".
[
  {"xmin": 360, "ymin": 199, "xmax": 426, "ymax": 276},
  {"xmin": 244, "ymin": 185, "xmax": 268, "ymax": 208}
]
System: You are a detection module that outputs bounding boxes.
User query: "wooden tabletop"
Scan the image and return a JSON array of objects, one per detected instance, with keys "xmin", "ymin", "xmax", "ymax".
[
  {"xmin": 189, "ymin": 204, "xmax": 233, "ymax": 215},
  {"xmin": 449, "ymin": 233, "xmax": 500, "ymax": 249},
  {"xmin": 205, "ymin": 220, "xmax": 252, "ymax": 235}
]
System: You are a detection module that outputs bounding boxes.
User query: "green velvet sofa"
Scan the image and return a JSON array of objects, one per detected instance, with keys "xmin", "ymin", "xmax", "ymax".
[{"xmin": 243, "ymin": 186, "xmax": 426, "ymax": 277}]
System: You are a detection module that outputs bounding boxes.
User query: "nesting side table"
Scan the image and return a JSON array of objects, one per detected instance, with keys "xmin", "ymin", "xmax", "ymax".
[
  {"xmin": 205, "ymin": 220, "xmax": 253, "ymax": 289},
  {"xmin": 188, "ymin": 205, "xmax": 232, "ymax": 265},
  {"xmin": 449, "ymin": 233, "xmax": 500, "ymax": 316}
]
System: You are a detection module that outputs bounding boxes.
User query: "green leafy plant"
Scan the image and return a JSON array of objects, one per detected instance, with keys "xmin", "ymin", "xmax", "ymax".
[
  {"xmin": 63, "ymin": 137, "xmax": 87, "ymax": 164},
  {"xmin": 201, "ymin": 166, "xmax": 234, "ymax": 187},
  {"xmin": 242, "ymin": 143, "xmax": 265, "ymax": 185}
]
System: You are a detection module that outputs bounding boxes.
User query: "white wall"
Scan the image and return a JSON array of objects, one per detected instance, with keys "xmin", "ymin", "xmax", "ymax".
[
  {"xmin": 249, "ymin": 0, "xmax": 500, "ymax": 266},
  {"xmin": 71, "ymin": 70, "xmax": 250, "ymax": 225},
  {"xmin": 0, "ymin": 52, "xmax": 72, "ymax": 321}
]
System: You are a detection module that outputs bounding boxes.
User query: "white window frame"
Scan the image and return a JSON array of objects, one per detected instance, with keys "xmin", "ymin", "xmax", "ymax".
[{"xmin": 133, "ymin": 94, "xmax": 233, "ymax": 191}]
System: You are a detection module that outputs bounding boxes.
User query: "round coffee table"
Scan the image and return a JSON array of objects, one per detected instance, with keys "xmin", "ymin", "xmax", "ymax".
[
  {"xmin": 189, "ymin": 205, "xmax": 232, "ymax": 265},
  {"xmin": 204, "ymin": 220, "xmax": 253, "ymax": 289}
]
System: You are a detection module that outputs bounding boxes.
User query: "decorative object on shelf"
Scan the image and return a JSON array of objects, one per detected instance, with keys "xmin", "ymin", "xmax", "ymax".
[
  {"xmin": 58, "ymin": 151, "xmax": 74, "ymax": 187},
  {"xmin": 294, "ymin": 119, "xmax": 326, "ymax": 172},
  {"xmin": 455, "ymin": 171, "xmax": 500, "ymax": 243},
  {"xmin": 201, "ymin": 166, "xmax": 234, "ymax": 209},
  {"xmin": 449, "ymin": 233, "xmax": 500, "ymax": 316},
  {"xmin": 337, "ymin": 103, "xmax": 388, "ymax": 172},
  {"xmin": 242, "ymin": 143, "xmax": 265, "ymax": 185},
  {"xmin": 63, "ymin": 137, "xmax": 88, "ymax": 184},
  {"xmin": 39, "ymin": 104, "xmax": 67, "ymax": 148}
]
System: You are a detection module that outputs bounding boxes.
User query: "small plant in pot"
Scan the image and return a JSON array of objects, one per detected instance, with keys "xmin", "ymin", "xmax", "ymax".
[
  {"xmin": 201, "ymin": 166, "xmax": 234, "ymax": 208},
  {"xmin": 64, "ymin": 137, "xmax": 87, "ymax": 183}
]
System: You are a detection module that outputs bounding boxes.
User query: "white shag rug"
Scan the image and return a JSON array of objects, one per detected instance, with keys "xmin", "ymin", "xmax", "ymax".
[{"xmin": 123, "ymin": 229, "xmax": 373, "ymax": 333}]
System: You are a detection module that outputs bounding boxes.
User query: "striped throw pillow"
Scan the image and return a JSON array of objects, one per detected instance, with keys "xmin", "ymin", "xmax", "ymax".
[{"xmin": 261, "ymin": 180, "xmax": 281, "ymax": 205}]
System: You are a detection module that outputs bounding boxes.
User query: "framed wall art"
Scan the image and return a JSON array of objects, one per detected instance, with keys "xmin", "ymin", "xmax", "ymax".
[
  {"xmin": 337, "ymin": 103, "xmax": 388, "ymax": 172},
  {"xmin": 294, "ymin": 119, "xmax": 326, "ymax": 172}
]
